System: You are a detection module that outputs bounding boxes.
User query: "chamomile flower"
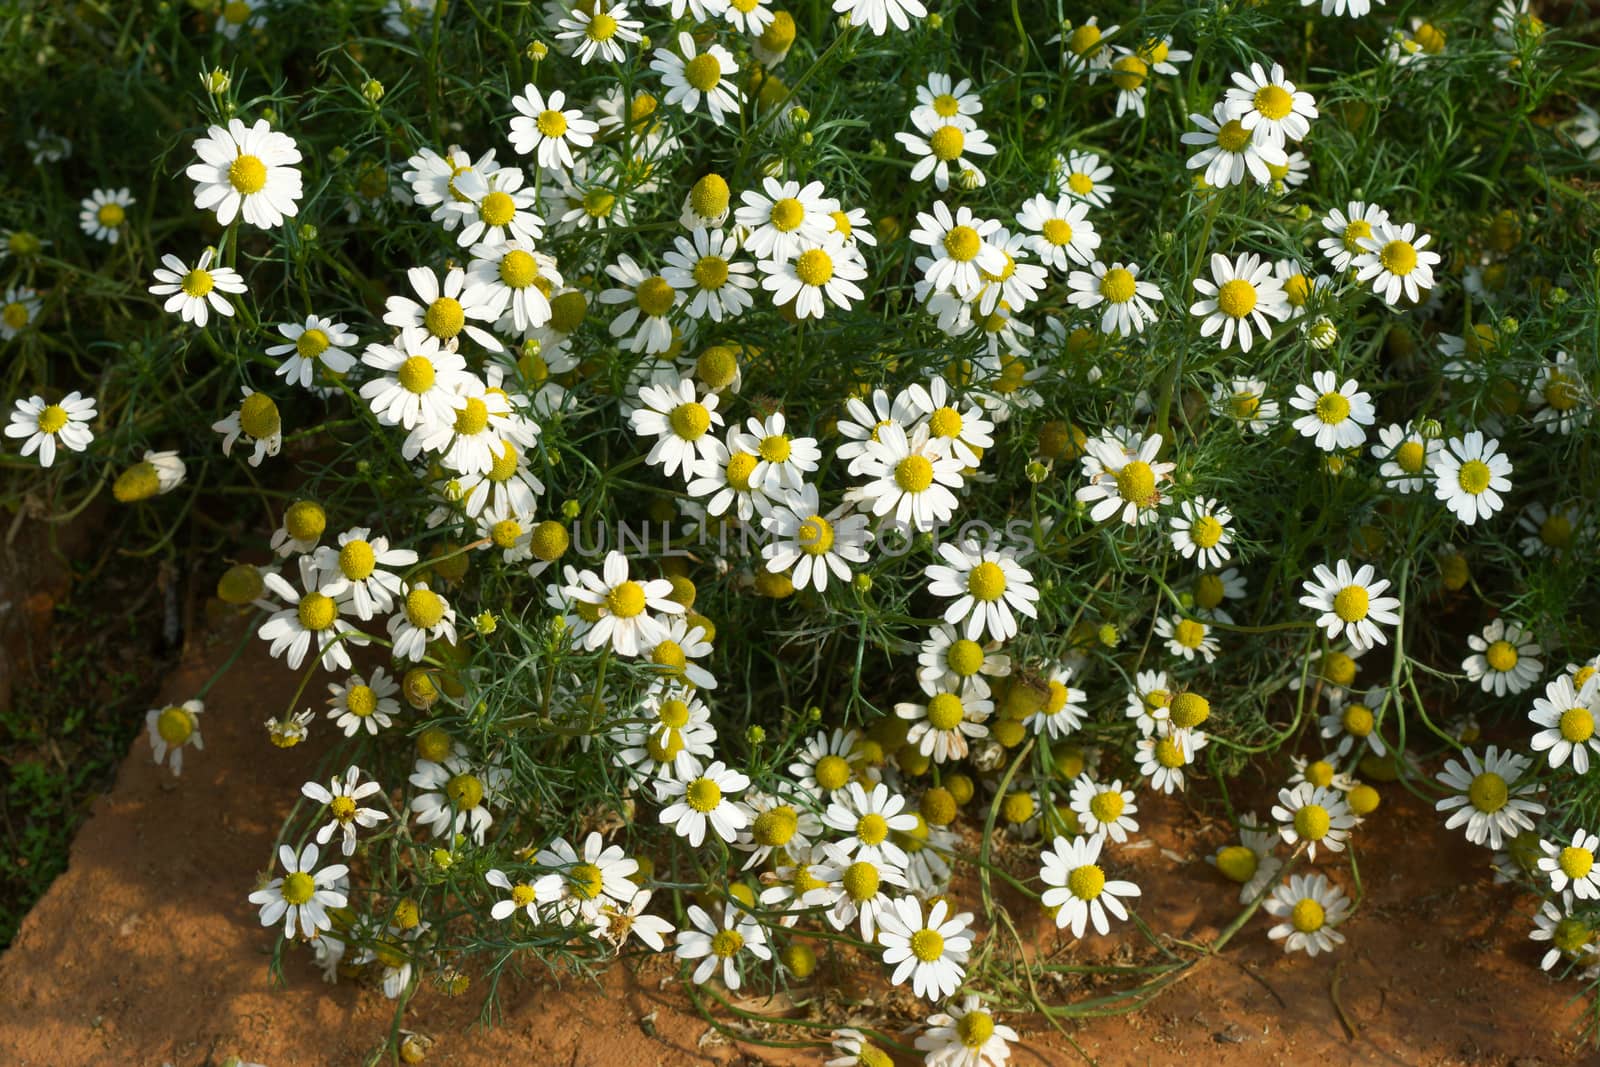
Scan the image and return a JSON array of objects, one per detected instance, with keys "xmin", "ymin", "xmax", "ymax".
[
  {"xmin": 1190, "ymin": 252, "xmax": 1289, "ymax": 352},
  {"xmin": 1530, "ymin": 675, "xmax": 1600, "ymax": 772},
  {"xmin": 1318, "ymin": 201, "xmax": 1391, "ymax": 272},
  {"xmin": 1224, "ymin": 62, "xmax": 1317, "ymax": 144},
  {"xmin": 912, "ymin": 73, "xmax": 982, "ymax": 130},
  {"xmin": 1135, "ymin": 728, "xmax": 1206, "ymax": 793},
  {"xmin": 1303, "ymin": 0, "xmax": 1382, "ymax": 16},
  {"xmin": 899, "ymin": 378, "xmax": 994, "ymax": 470},
  {"xmin": 1023, "ymin": 663, "xmax": 1088, "ymax": 740},
  {"xmin": 311, "ymin": 528, "xmax": 417, "ymax": 621},
  {"xmin": 383, "ymin": 265, "xmax": 504, "ymax": 351},
  {"xmin": 896, "ymin": 688, "xmax": 993, "ymax": 764},
  {"xmin": 662, "ymin": 227, "xmax": 757, "ymax": 323},
  {"xmin": 215, "ymin": 0, "xmax": 264, "ymax": 37},
  {"xmin": 1107, "ymin": 51, "xmax": 1153, "ymax": 117},
  {"xmin": 849, "ymin": 422, "xmax": 964, "ymax": 531},
  {"xmin": 642, "ymin": 616, "xmax": 718, "ymax": 690},
  {"xmin": 675, "ymin": 902, "xmax": 769, "ymax": 991},
  {"xmin": 534, "ymin": 832, "xmax": 640, "ymax": 923},
  {"xmin": 555, "ymin": 2, "xmax": 642, "ymax": 64},
  {"xmin": 1169, "ymin": 497, "xmax": 1233, "ymax": 569},
  {"xmin": 1264, "ymin": 873, "xmax": 1351, "ymax": 957},
  {"xmin": 1435, "ymin": 745, "xmax": 1544, "ymax": 848},
  {"xmin": 409, "ymin": 754, "xmax": 506, "ymax": 844},
  {"xmin": 1431, "ymin": 431, "xmax": 1512, "ymax": 525},
  {"xmin": 1182, "ymin": 102, "xmax": 1287, "ymax": 188},
  {"xmin": 387, "ymin": 581, "xmax": 457, "ymax": 662},
  {"xmin": 1040, "ymin": 834, "xmax": 1141, "ymax": 937},
  {"xmin": 1539, "ymin": 831, "xmax": 1600, "ymax": 900},
  {"xmin": 1388, "ymin": 18, "xmax": 1448, "ymax": 65},
  {"xmin": 1320, "ymin": 687, "xmax": 1389, "ymax": 758},
  {"xmin": 1055, "ymin": 17, "xmax": 1118, "ymax": 80},
  {"xmin": 1014, "ymin": 194, "xmax": 1100, "ymax": 272},
  {"xmin": 1054, "ymin": 149, "xmax": 1114, "ymax": 207},
  {"xmin": 1069, "ymin": 776, "xmax": 1139, "ymax": 844},
  {"xmin": 877, "ymin": 896, "xmax": 973, "ymax": 1001},
  {"xmin": 1517, "ymin": 502, "xmax": 1584, "ymax": 560},
  {"xmin": 915, "ymin": 996, "xmax": 1018, "ymax": 1067},
  {"xmin": 630, "ymin": 375, "xmax": 726, "ymax": 480},
  {"xmin": 302, "ymin": 766, "xmax": 389, "ymax": 857},
  {"xmin": 248, "ymin": 844, "xmax": 349, "ymax": 940},
  {"xmin": 789, "ymin": 728, "xmax": 868, "ymax": 799},
  {"xmin": 485, "ymin": 869, "xmax": 541, "ymax": 922},
  {"xmin": 406, "ymin": 378, "xmax": 532, "ymax": 476},
  {"xmin": 146, "ymin": 699, "xmax": 204, "ymax": 775},
  {"xmin": 6, "ymin": 391, "xmax": 95, "ymax": 468},
  {"xmin": 1299, "ymin": 559, "xmax": 1401, "ymax": 651},
  {"xmin": 897, "ymin": 113, "xmax": 997, "ymax": 192},
  {"xmin": 1154, "ymin": 614, "xmax": 1218, "ymax": 663},
  {"xmin": 735, "ymin": 177, "xmax": 834, "ymax": 261},
  {"xmin": 1289, "ymin": 370, "xmax": 1375, "ymax": 451},
  {"xmin": 1075, "ymin": 429, "xmax": 1173, "ymax": 527},
  {"xmin": 1530, "ymin": 900, "xmax": 1598, "ymax": 972},
  {"xmin": 1271, "ymin": 783, "xmax": 1356, "ymax": 859},
  {"xmin": 267, "ymin": 315, "xmax": 358, "ymax": 390},
  {"xmin": 834, "ymin": 0, "xmax": 927, "ymax": 35},
  {"xmin": 327, "ymin": 667, "xmax": 401, "ymax": 737},
  {"xmin": 600, "ymin": 253, "xmax": 683, "ymax": 355},
  {"xmin": 403, "ymin": 146, "xmax": 501, "ymax": 231},
  {"xmin": 445, "ymin": 166, "xmax": 543, "ymax": 248},
  {"xmin": 762, "ymin": 484, "xmax": 870, "ymax": 593},
  {"xmin": 0, "ymin": 286, "xmax": 41, "ymax": 341},
  {"xmin": 1210, "ymin": 817, "xmax": 1284, "ymax": 904},
  {"xmin": 1066, "ymin": 260, "xmax": 1163, "ymax": 336},
  {"xmin": 596, "ymin": 887, "xmax": 676, "ymax": 952},
  {"xmin": 468, "ymin": 240, "xmax": 560, "ymax": 336},
  {"xmin": 1529, "ymin": 351, "xmax": 1593, "ymax": 434},
  {"xmin": 734, "ymin": 792, "xmax": 820, "ymax": 870},
  {"xmin": 508, "ymin": 86, "xmax": 598, "ymax": 173},
  {"xmin": 259, "ymin": 557, "xmax": 366, "ymax": 672},
  {"xmin": 917, "ymin": 625, "xmax": 1010, "ymax": 699},
  {"xmin": 1210, "ymin": 377, "xmax": 1279, "ymax": 433},
  {"xmin": 1371, "ymin": 422, "xmax": 1437, "ymax": 493},
  {"xmin": 923, "ymin": 540, "xmax": 1039, "ymax": 643},
  {"xmin": 658, "ymin": 759, "xmax": 751, "ymax": 846},
  {"xmin": 211, "ymin": 386, "xmax": 281, "ymax": 466},
  {"xmin": 910, "ymin": 201, "xmax": 1007, "ymax": 300},
  {"xmin": 1463, "ymin": 618, "xmax": 1543, "ymax": 697},
  {"xmin": 149, "ymin": 248, "xmax": 246, "ymax": 327},
  {"xmin": 78, "ymin": 187, "xmax": 134, "ymax": 244},
  {"xmin": 652, "ymin": 32, "xmax": 742, "ymax": 126},
  {"xmin": 359, "ymin": 328, "xmax": 471, "ymax": 430},
  {"xmin": 566, "ymin": 550, "xmax": 683, "ymax": 656},
  {"xmin": 761, "ymin": 234, "xmax": 868, "ymax": 319},
  {"xmin": 187, "ymin": 118, "xmax": 302, "ymax": 229},
  {"xmin": 1354, "ymin": 220, "xmax": 1440, "ymax": 305}
]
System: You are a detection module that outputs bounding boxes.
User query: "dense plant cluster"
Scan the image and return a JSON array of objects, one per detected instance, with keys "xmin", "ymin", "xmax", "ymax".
[{"xmin": 4, "ymin": 0, "xmax": 1599, "ymax": 1061}]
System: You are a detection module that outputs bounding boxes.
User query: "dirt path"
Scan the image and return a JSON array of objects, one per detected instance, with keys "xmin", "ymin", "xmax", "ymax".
[{"xmin": 0, "ymin": 619, "xmax": 1589, "ymax": 1066}]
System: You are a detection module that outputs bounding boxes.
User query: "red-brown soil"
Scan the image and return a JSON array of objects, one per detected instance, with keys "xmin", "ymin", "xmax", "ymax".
[{"xmin": 0, "ymin": 618, "xmax": 1590, "ymax": 1067}]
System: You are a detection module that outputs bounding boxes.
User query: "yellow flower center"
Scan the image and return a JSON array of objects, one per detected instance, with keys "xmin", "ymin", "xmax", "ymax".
[
  {"xmin": 329, "ymin": 795, "xmax": 358, "ymax": 823},
  {"xmin": 498, "ymin": 249, "xmax": 538, "ymax": 289},
  {"xmin": 945, "ymin": 639, "xmax": 985, "ymax": 677},
  {"xmin": 1544, "ymin": 372, "xmax": 1581, "ymax": 411},
  {"xmin": 752, "ymin": 806, "xmax": 798, "ymax": 847},
  {"xmin": 842, "ymin": 861, "xmax": 880, "ymax": 902},
  {"xmin": 297, "ymin": 592, "xmax": 337, "ymax": 632},
  {"xmin": 581, "ymin": 188, "xmax": 617, "ymax": 219},
  {"xmin": 966, "ymin": 560, "xmax": 1007, "ymax": 602},
  {"xmin": 1315, "ymin": 391, "xmax": 1350, "ymax": 425},
  {"xmin": 1341, "ymin": 219, "xmax": 1372, "ymax": 252},
  {"xmin": 453, "ymin": 397, "xmax": 490, "ymax": 435},
  {"xmin": 1391, "ymin": 440, "xmax": 1425, "ymax": 474},
  {"xmin": 690, "ymin": 173, "xmax": 729, "ymax": 218},
  {"xmin": 635, "ymin": 276, "xmax": 676, "ymax": 317},
  {"xmin": 1294, "ymin": 804, "xmax": 1331, "ymax": 841},
  {"xmin": 943, "ymin": 225, "xmax": 981, "ymax": 262},
  {"xmin": 1415, "ymin": 23, "xmax": 1445, "ymax": 53},
  {"xmin": 1067, "ymin": 863, "xmax": 1105, "ymax": 900},
  {"xmin": 1379, "ymin": 240, "xmax": 1418, "ymax": 276},
  {"xmin": 182, "ymin": 268, "xmax": 215, "ymax": 298},
  {"xmin": 281, "ymin": 871, "xmax": 317, "ymax": 906},
  {"xmin": 798, "ymin": 514, "xmax": 834, "ymax": 556},
  {"xmin": 1215, "ymin": 845, "xmax": 1257, "ymax": 883},
  {"xmin": 1194, "ymin": 574, "xmax": 1225, "ymax": 611},
  {"xmin": 1115, "ymin": 460, "xmax": 1158, "ymax": 506},
  {"xmin": 768, "ymin": 197, "xmax": 806, "ymax": 233},
  {"xmin": 1068, "ymin": 171, "xmax": 1094, "ymax": 195},
  {"xmin": 814, "ymin": 754, "xmax": 851, "ymax": 791},
  {"xmin": 1560, "ymin": 706, "xmax": 1595, "ymax": 743},
  {"xmin": 932, "ymin": 93, "xmax": 960, "ymax": 117},
  {"xmin": 794, "ymin": 248, "xmax": 834, "ymax": 287},
  {"xmin": 957, "ymin": 1011, "xmax": 995, "ymax": 1048},
  {"xmin": 1332, "ymin": 585, "xmax": 1369, "ymax": 622},
  {"xmin": 566, "ymin": 861, "xmax": 604, "ymax": 899},
  {"xmin": 1090, "ymin": 790, "xmax": 1124, "ymax": 823},
  {"xmin": 424, "ymin": 297, "xmax": 465, "ymax": 339},
  {"xmin": 1216, "ymin": 279, "xmax": 1257, "ymax": 319},
  {"xmin": 1229, "ymin": 391, "xmax": 1261, "ymax": 419},
  {"xmin": 829, "ymin": 210, "xmax": 853, "ymax": 238},
  {"xmin": 1111, "ymin": 55, "xmax": 1147, "ymax": 91},
  {"xmin": 856, "ymin": 812, "xmax": 889, "ymax": 846},
  {"xmin": 1457, "ymin": 459, "xmax": 1492, "ymax": 495},
  {"xmin": 895, "ymin": 454, "xmax": 934, "ymax": 492},
  {"xmin": 1189, "ymin": 515, "xmax": 1224, "ymax": 549},
  {"xmin": 1290, "ymin": 897, "xmax": 1325, "ymax": 933},
  {"xmin": 1485, "ymin": 640, "xmax": 1519, "ymax": 672},
  {"xmin": 532, "ymin": 108, "xmax": 569, "ymax": 139},
  {"xmin": 96, "ymin": 202, "xmax": 126, "ymax": 227},
  {"xmin": 669, "ymin": 401, "xmax": 711, "ymax": 440},
  {"xmin": 1040, "ymin": 217, "xmax": 1074, "ymax": 247},
  {"xmin": 646, "ymin": 728, "xmax": 685, "ymax": 763},
  {"xmin": 1467, "ymin": 771, "xmax": 1508, "ymax": 813},
  {"xmin": 479, "ymin": 190, "xmax": 517, "ymax": 227},
  {"xmin": 235, "ymin": 394, "xmax": 279, "ymax": 441},
  {"xmin": 405, "ymin": 587, "xmax": 446, "ymax": 629},
  {"xmin": 1099, "ymin": 267, "xmax": 1136, "ymax": 303},
  {"xmin": 683, "ymin": 53, "xmax": 723, "ymax": 93},
  {"xmin": 229, "ymin": 154, "xmax": 268, "ymax": 194},
  {"xmin": 1215, "ymin": 119, "xmax": 1251, "ymax": 153},
  {"xmin": 909, "ymin": 928, "xmax": 945, "ymax": 962},
  {"xmin": 1561, "ymin": 846, "xmax": 1595, "ymax": 881},
  {"xmin": 686, "ymin": 776, "xmax": 722, "ymax": 813},
  {"xmin": 651, "ymin": 639, "xmax": 686, "ymax": 674},
  {"xmin": 1342, "ymin": 704, "xmax": 1374, "ymax": 736},
  {"xmin": 1253, "ymin": 84, "xmax": 1294, "ymax": 120},
  {"xmin": 929, "ymin": 125, "xmax": 966, "ymax": 161},
  {"xmin": 692, "ymin": 255, "xmax": 729, "ymax": 291},
  {"xmin": 509, "ymin": 883, "xmax": 538, "ymax": 909},
  {"xmin": 1154, "ymin": 736, "xmax": 1186, "ymax": 768},
  {"xmin": 1067, "ymin": 24, "xmax": 1102, "ymax": 57},
  {"xmin": 1170, "ymin": 692, "xmax": 1210, "ymax": 729},
  {"xmin": 926, "ymin": 692, "xmax": 966, "ymax": 731},
  {"xmin": 606, "ymin": 580, "xmax": 647, "ymax": 618},
  {"xmin": 335, "ymin": 539, "xmax": 375, "ymax": 581},
  {"xmin": 156, "ymin": 706, "xmax": 195, "ymax": 745},
  {"xmin": 1173, "ymin": 619, "xmax": 1206, "ymax": 649},
  {"xmin": 489, "ymin": 519, "xmax": 522, "ymax": 550},
  {"xmin": 446, "ymin": 773, "xmax": 484, "ymax": 809},
  {"xmin": 35, "ymin": 404, "xmax": 69, "ymax": 435},
  {"xmin": 1554, "ymin": 917, "xmax": 1592, "ymax": 954},
  {"xmin": 346, "ymin": 685, "xmax": 378, "ymax": 717}
]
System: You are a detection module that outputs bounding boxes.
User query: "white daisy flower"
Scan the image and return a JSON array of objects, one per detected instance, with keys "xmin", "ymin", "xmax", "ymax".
[
  {"xmin": 833, "ymin": 0, "xmax": 927, "ymax": 35},
  {"xmin": 1529, "ymin": 351, "xmax": 1593, "ymax": 435},
  {"xmin": 148, "ymin": 248, "xmax": 246, "ymax": 327},
  {"xmin": 555, "ymin": 2, "xmax": 643, "ymax": 64},
  {"xmin": 1135, "ymin": 728, "xmax": 1206, "ymax": 793},
  {"xmin": 563, "ymin": 550, "xmax": 682, "ymax": 656},
  {"xmin": 444, "ymin": 165, "xmax": 543, "ymax": 248},
  {"xmin": 383, "ymin": 265, "xmax": 504, "ymax": 351},
  {"xmin": 895, "ymin": 687, "xmax": 992, "ymax": 765},
  {"xmin": 1054, "ymin": 16, "xmax": 1119, "ymax": 80},
  {"xmin": 146, "ymin": 699, "xmax": 204, "ymax": 775},
  {"xmin": 409, "ymin": 754, "xmax": 506, "ymax": 844},
  {"xmin": 267, "ymin": 314, "xmax": 358, "ymax": 390},
  {"xmin": 1299, "ymin": 559, "xmax": 1402, "ymax": 651},
  {"xmin": 1075, "ymin": 428, "xmax": 1173, "ymax": 527},
  {"xmin": 359, "ymin": 327, "xmax": 472, "ymax": 430},
  {"xmin": 658, "ymin": 759, "xmax": 751, "ymax": 846},
  {"xmin": 911, "ymin": 72, "xmax": 983, "ymax": 130},
  {"xmin": 1271, "ymin": 783, "xmax": 1356, "ymax": 859},
  {"xmin": 327, "ymin": 667, "xmax": 401, "ymax": 737},
  {"xmin": 1024, "ymin": 663, "xmax": 1088, "ymax": 740},
  {"xmin": 823, "ymin": 781, "xmax": 919, "ymax": 869},
  {"xmin": 259, "ymin": 557, "xmax": 367, "ymax": 671},
  {"xmin": 1223, "ymin": 61, "xmax": 1317, "ymax": 144},
  {"xmin": 1054, "ymin": 149, "xmax": 1114, "ymax": 207},
  {"xmin": 248, "ymin": 844, "xmax": 349, "ymax": 940},
  {"xmin": 310, "ymin": 528, "xmax": 417, "ymax": 621},
  {"xmin": 848, "ymin": 421, "xmax": 964, "ymax": 531},
  {"xmin": 1434, "ymin": 745, "xmax": 1544, "ymax": 849},
  {"xmin": 900, "ymin": 377, "xmax": 995, "ymax": 469},
  {"xmin": 403, "ymin": 146, "xmax": 502, "ymax": 232},
  {"xmin": 1210, "ymin": 377, "xmax": 1279, "ymax": 433},
  {"xmin": 1181, "ymin": 101, "xmax": 1286, "ymax": 187},
  {"xmin": 1530, "ymin": 899, "xmax": 1599, "ymax": 973},
  {"xmin": 387, "ymin": 581, "xmax": 457, "ymax": 662},
  {"xmin": 1154, "ymin": 614, "xmax": 1218, "ymax": 663},
  {"xmin": 762, "ymin": 483, "xmax": 870, "ymax": 593},
  {"xmin": 485, "ymin": 868, "xmax": 541, "ymax": 922},
  {"xmin": 302, "ymin": 766, "xmax": 389, "ymax": 856},
  {"xmin": 642, "ymin": 616, "xmax": 718, "ymax": 690},
  {"xmin": 1190, "ymin": 251, "xmax": 1290, "ymax": 352},
  {"xmin": 1430, "ymin": 430, "xmax": 1512, "ymax": 525},
  {"xmin": 0, "ymin": 285, "xmax": 41, "ymax": 340},
  {"xmin": 599, "ymin": 253, "xmax": 683, "ymax": 355},
  {"xmin": 1264, "ymin": 873, "xmax": 1351, "ymax": 957},
  {"xmin": 877, "ymin": 896, "xmax": 973, "ymax": 1001},
  {"xmin": 1040, "ymin": 834, "xmax": 1141, "ymax": 937},
  {"xmin": 1530, "ymin": 675, "xmax": 1600, "ymax": 772},
  {"xmin": 917, "ymin": 625, "xmax": 1010, "ymax": 699},
  {"xmin": 1354, "ymin": 220, "xmax": 1440, "ymax": 305},
  {"xmin": 1209, "ymin": 816, "xmax": 1284, "ymax": 904},
  {"xmin": 735, "ymin": 177, "xmax": 835, "ymax": 262},
  {"xmin": 1462, "ymin": 618, "xmax": 1542, "ymax": 696},
  {"xmin": 909, "ymin": 201, "xmax": 1007, "ymax": 300},
  {"xmin": 1370, "ymin": 421, "xmax": 1438, "ymax": 494},
  {"xmin": 913, "ymin": 996, "xmax": 1018, "ymax": 1067},
  {"xmin": 211, "ymin": 386, "xmax": 281, "ymax": 466},
  {"xmin": 78, "ymin": 187, "xmax": 134, "ymax": 244},
  {"xmin": 662, "ymin": 226, "xmax": 757, "ymax": 322},
  {"xmin": 1169, "ymin": 497, "xmax": 1233, "ymax": 569},
  {"xmin": 534, "ymin": 831, "xmax": 640, "ymax": 923},
  {"xmin": 896, "ymin": 113, "xmax": 997, "ymax": 191},
  {"xmin": 1289, "ymin": 370, "xmax": 1375, "ymax": 451},
  {"xmin": 1069, "ymin": 776, "xmax": 1139, "ymax": 843},
  {"xmin": 1320, "ymin": 687, "xmax": 1389, "ymax": 759},
  {"xmin": 1066, "ymin": 259, "xmax": 1163, "ymax": 336},
  {"xmin": 923, "ymin": 540, "xmax": 1039, "ymax": 643},
  {"xmin": 1517, "ymin": 501, "xmax": 1585, "ymax": 560},
  {"xmin": 652, "ymin": 32, "xmax": 742, "ymax": 126},
  {"xmin": 596, "ymin": 887, "xmax": 676, "ymax": 952},
  {"xmin": 186, "ymin": 118, "xmax": 302, "ymax": 229},
  {"xmin": 675, "ymin": 902, "xmax": 769, "ymax": 990},
  {"xmin": 1318, "ymin": 201, "xmax": 1391, "ymax": 272},
  {"xmin": 508, "ymin": 86, "xmax": 598, "ymax": 172},
  {"xmin": 1540, "ymin": 831, "xmax": 1600, "ymax": 900},
  {"xmin": 215, "ymin": 0, "xmax": 265, "ymax": 38},
  {"xmin": 759, "ymin": 233, "xmax": 867, "ymax": 320},
  {"xmin": 629, "ymin": 375, "xmax": 726, "ymax": 480},
  {"xmin": 1014, "ymin": 193, "xmax": 1100, "ymax": 272},
  {"xmin": 6, "ymin": 391, "xmax": 95, "ymax": 467},
  {"xmin": 822, "ymin": 845, "xmax": 909, "ymax": 940}
]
